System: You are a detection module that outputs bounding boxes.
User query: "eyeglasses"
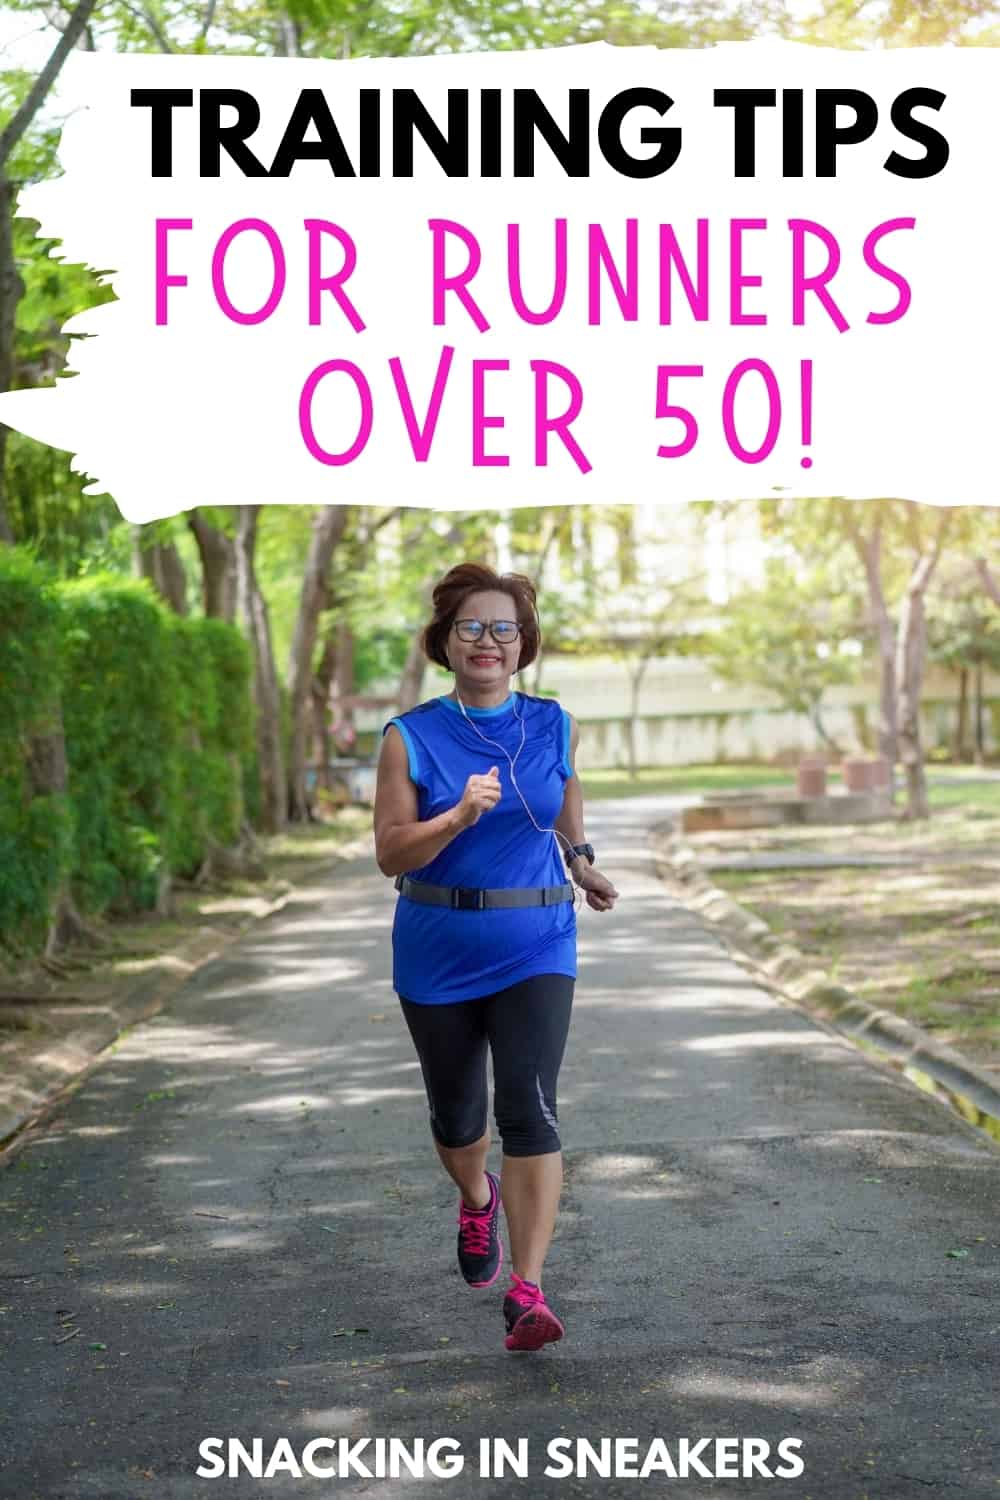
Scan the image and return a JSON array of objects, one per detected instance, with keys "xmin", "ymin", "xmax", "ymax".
[{"xmin": 453, "ymin": 618, "xmax": 521, "ymax": 645}]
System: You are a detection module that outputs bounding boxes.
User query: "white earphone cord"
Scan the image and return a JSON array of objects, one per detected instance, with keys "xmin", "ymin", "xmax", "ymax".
[{"xmin": 455, "ymin": 690, "xmax": 583, "ymax": 911}]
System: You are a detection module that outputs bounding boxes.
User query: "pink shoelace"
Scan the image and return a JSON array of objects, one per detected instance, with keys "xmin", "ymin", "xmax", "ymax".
[
  {"xmin": 507, "ymin": 1273, "xmax": 545, "ymax": 1309},
  {"xmin": 458, "ymin": 1192, "xmax": 494, "ymax": 1256}
]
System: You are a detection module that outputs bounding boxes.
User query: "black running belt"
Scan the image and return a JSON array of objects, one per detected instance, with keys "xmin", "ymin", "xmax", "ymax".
[{"xmin": 395, "ymin": 875, "xmax": 574, "ymax": 910}]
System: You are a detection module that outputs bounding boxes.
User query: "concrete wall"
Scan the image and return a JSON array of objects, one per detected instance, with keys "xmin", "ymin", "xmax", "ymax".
[
  {"xmin": 357, "ymin": 653, "xmax": 1000, "ymax": 768},
  {"xmin": 573, "ymin": 701, "xmax": 999, "ymax": 770},
  {"xmin": 534, "ymin": 655, "xmax": 1000, "ymax": 767}
]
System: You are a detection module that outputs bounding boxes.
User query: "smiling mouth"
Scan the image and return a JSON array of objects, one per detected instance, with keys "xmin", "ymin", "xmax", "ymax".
[{"xmin": 470, "ymin": 655, "xmax": 501, "ymax": 664}]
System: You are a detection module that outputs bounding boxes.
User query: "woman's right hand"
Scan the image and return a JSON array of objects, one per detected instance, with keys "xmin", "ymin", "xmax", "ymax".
[{"xmin": 456, "ymin": 766, "xmax": 502, "ymax": 828}]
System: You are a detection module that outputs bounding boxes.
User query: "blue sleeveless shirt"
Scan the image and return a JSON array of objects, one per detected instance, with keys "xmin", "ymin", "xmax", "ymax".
[{"xmin": 383, "ymin": 692, "xmax": 577, "ymax": 1004}]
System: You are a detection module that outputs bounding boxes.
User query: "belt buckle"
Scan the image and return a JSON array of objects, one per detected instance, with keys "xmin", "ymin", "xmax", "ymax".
[{"xmin": 452, "ymin": 887, "xmax": 485, "ymax": 910}]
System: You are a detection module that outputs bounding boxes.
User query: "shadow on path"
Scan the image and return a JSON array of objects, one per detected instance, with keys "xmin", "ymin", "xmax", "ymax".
[{"xmin": 2, "ymin": 800, "xmax": 998, "ymax": 1498}]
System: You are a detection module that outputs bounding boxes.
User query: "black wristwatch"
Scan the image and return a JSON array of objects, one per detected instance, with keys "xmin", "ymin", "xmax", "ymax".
[{"xmin": 564, "ymin": 842, "xmax": 595, "ymax": 869}]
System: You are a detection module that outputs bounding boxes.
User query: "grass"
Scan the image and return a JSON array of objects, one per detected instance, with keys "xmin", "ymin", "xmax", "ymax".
[
  {"xmin": 705, "ymin": 854, "xmax": 1000, "ymax": 1066},
  {"xmin": 892, "ymin": 969, "xmax": 1000, "ymax": 1034},
  {"xmin": 262, "ymin": 807, "xmax": 372, "ymax": 870},
  {"xmin": 924, "ymin": 783, "xmax": 1000, "ymax": 813},
  {"xmin": 579, "ymin": 764, "xmax": 791, "ymax": 799}
]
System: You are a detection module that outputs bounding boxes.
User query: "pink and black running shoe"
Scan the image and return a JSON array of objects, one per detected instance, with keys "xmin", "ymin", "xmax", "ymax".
[
  {"xmin": 503, "ymin": 1273, "xmax": 565, "ymax": 1351},
  {"xmin": 457, "ymin": 1169, "xmax": 502, "ymax": 1287}
]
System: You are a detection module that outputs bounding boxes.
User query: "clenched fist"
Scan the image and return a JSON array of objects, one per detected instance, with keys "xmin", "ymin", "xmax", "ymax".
[
  {"xmin": 456, "ymin": 766, "xmax": 502, "ymax": 828},
  {"xmin": 573, "ymin": 863, "xmax": 620, "ymax": 913}
]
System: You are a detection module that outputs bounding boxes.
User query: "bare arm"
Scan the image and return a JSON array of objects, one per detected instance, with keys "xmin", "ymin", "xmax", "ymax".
[
  {"xmin": 554, "ymin": 717, "xmax": 586, "ymax": 860},
  {"xmin": 555, "ymin": 714, "xmax": 618, "ymax": 911},
  {"xmin": 373, "ymin": 726, "xmax": 501, "ymax": 878}
]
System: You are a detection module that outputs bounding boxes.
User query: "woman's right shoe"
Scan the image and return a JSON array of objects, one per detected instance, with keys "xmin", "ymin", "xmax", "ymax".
[
  {"xmin": 503, "ymin": 1273, "xmax": 564, "ymax": 1351},
  {"xmin": 457, "ymin": 1169, "xmax": 502, "ymax": 1287}
]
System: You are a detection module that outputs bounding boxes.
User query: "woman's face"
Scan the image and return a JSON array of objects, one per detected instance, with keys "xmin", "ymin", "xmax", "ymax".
[{"xmin": 448, "ymin": 589, "xmax": 523, "ymax": 690}]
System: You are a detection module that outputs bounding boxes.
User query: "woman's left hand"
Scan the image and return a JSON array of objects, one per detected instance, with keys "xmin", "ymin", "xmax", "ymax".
[{"xmin": 573, "ymin": 862, "xmax": 619, "ymax": 912}]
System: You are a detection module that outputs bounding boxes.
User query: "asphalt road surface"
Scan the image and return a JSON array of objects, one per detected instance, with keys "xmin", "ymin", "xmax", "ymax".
[{"xmin": 2, "ymin": 798, "xmax": 998, "ymax": 1499}]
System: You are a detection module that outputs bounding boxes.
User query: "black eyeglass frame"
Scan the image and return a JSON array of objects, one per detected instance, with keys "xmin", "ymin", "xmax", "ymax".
[{"xmin": 452, "ymin": 618, "xmax": 522, "ymax": 645}]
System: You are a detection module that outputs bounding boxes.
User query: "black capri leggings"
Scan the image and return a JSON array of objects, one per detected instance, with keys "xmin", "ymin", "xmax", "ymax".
[{"xmin": 399, "ymin": 974, "xmax": 574, "ymax": 1158}]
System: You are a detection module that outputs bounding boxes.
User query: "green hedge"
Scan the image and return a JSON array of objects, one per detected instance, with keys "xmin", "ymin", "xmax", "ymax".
[
  {"xmin": 0, "ymin": 552, "xmax": 256, "ymax": 953},
  {"xmin": 0, "ymin": 550, "xmax": 73, "ymax": 951},
  {"xmin": 172, "ymin": 616, "xmax": 254, "ymax": 873},
  {"xmin": 60, "ymin": 576, "xmax": 184, "ymax": 912}
]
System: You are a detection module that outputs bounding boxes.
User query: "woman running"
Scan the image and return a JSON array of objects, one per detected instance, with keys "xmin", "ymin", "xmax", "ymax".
[{"xmin": 374, "ymin": 562, "xmax": 619, "ymax": 1352}]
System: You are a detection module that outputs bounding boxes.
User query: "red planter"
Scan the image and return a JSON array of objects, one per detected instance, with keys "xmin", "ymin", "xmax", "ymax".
[
  {"xmin": 871, "ymin": 756, "xmax": 892, "ymax": 789},
  {"xmin": 796, "ymin": 761, "xmax": 827, "ymax": 798},
  {"xmin": 841, "ymin": 757, "xmax": 876, "ymax": 793}
]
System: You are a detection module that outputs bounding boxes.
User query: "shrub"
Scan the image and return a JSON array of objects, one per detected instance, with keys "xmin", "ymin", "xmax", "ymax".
[
  {"xmin": 0, "ymin": 549, "xmax": 72, "ymax": 953},
  {"xmin": 59, "ymin": 576, "xmax": 181, "ymax": 913}
]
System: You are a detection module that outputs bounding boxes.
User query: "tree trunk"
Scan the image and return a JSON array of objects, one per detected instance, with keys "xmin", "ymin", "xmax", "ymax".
[
  {"xmin": 195, "ymin": 827, "xmax": 267, "ymax": 886},
  {"xmin": 625, "ymin": 709, "xmax": 637, "ymax": 781},
  {"xmin": 24, "ymin": 702, "xmax": 102, "ymax": 953},
  {"xmin": 396, "ymin": 551, "xmax": 432, "ymax": 713},
  {"xmin": 0, "ymin": 0, "xmax": 101, "ymax": 544},
  {"xmin": 286, "ymin": 506, "xmax": 349, "ymax": 822},
  {"xmin": 0, "ymin": 0, "xmax": 99, "ymax": 172},
  {"xmin": 235, "ymin": 506, "xmax": 286, "ymax": 833},
  {"xmin": 0, "ymin": 173, "xmax": 23, "ymax": 545},
  {"xmin": 976, "ymin": 557, "xmax": 1000, "ymax": 608},
  {"xmin": 397, "ymin": 634, "xmax": 427, "ymax": 712},
  {"xmin": 132, "ymin": 525, "xmax": 189, "ymax": 615},
  {"xmin": 523, "ymin": 515, "xmax": 560, "ymax": 697},
  {"xmin": 187, "ymin": 510, "xmax": 236, "ymax": 620},
  {"xmin": 626, "ymin": 662, "xmax": 647, "ymax": 782},
  {"xmin": 895, "ymin": 514, "xmax": 951, "ymax": 820},
  {"xmin": 954, "ymin": 667, "xmax": 969, "ymax": 762},
  {"xmin": 311, "ymin": 618, "xmax": 356, "ymax": 806},
  {"xmin": 850, "ymin": 520, "xmax": 898, "ymax": 774},
  {"xmin": 974, "ymin": 659, "xmax": 985, "ymax": 766},
  {"xmin": 311, "ymin": 629, "xmax": 337, "ymax": 800},
  {"xmin": 809, "ymin": 699, "xmax": 839, "ymax": 754},
  {"xmin": 896, "ymin": 586, "xmax": 928, "ymax": 817},
  {"xmin": 334, "ymin": 620, "xmax": 355, "ymax": 729},
  {"xmin": 0, "ymin": 428, "xmax": 12, "ymax": 544}
]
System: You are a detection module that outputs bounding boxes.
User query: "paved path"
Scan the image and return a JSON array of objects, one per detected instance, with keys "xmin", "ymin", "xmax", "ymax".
[{"xmin": 2, "ymin": 798, "xmax": 998, "ymax": 1498}]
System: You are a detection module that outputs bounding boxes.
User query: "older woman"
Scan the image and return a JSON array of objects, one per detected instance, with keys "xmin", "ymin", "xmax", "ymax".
[{"xmin": 374, "ymin": 562, "xmax": 618, "ymax": 1353}]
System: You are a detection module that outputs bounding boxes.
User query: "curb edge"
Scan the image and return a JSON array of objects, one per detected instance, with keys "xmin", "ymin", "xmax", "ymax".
[{"xmin": 649, "ymin": 822, "xmax": 1000, "ymax": 1131}]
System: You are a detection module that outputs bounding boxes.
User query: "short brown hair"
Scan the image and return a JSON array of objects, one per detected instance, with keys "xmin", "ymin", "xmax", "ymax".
[{"xmin": 423, "ymin": 563, "xmax": 540, "ymax": 673}]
